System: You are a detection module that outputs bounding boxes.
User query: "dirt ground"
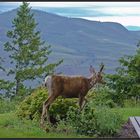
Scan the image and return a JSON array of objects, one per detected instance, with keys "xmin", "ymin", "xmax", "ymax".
[{"xmin": 115, "ymin": 119, "xmax": 138, "ymax": 138}]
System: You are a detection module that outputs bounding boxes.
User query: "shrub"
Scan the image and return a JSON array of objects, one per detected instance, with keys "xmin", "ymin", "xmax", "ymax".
[
  {"xmin": 16, "ymin": 86, "xmax": 123, "ymax": 137},
  {"xmin": 94, "ymin": 107, "xmax": 123, "ymax": 136},
  {"xmin": 66, "ymin": 105, "xmax": 97, "ymax": 136},
  {"xmin": 65, "ymin": 103, "xmax": 123, "ymax": 137},
  {"xmin": 87, "ymin": 85, "xmax": 117, "ymax": 108},
  {"xmin": 16, "ymin": 86, "xmax": 77, "ymax": 122}
]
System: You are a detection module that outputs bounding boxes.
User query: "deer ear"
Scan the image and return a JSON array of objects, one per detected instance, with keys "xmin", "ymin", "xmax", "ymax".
[
  {"xmin": 99, "ymin": 64, "xmax": 104, "ymax": 74},
  {"xmin": 89, "ymin": 65, "xmax": 96, "ymax": 74}
]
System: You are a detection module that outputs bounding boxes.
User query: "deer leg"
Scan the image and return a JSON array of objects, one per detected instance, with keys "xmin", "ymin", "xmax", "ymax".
[
  {"xmin": 46, "ymin": 105, "xmax": 50, "ymax": 123},
  {"xmin": 40, "ymin": 95, "xmax": 57, "ymax": 128},
  {"xmin": 81, "ymin": 98, "xmax": 87, "ymax": 110},
  {"xmin": 40, "ymin": 96, "xmax": 51, "ymax": 128},
  {"xmin": 79, "ymin": 96, "xmax": 85, "ymax": 111}
]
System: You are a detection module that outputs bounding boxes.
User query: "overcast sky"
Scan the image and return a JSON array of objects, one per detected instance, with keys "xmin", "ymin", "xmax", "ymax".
[{"xmin": 1, "ymin": 2, "xmax": 140, "ymax": 29}]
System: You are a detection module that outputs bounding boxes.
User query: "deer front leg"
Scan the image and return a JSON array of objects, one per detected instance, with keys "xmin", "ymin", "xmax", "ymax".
[
  {"xmin": 79, "ymin": 96, "xmax": 85, "ymax": 111},
  {"xmin": 81, "ymin": 98, "xmax": 87, "ymax": 110}
]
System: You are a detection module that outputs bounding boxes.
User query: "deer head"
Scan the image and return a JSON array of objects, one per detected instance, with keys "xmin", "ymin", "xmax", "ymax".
[{"xmin": 89, "ymin": 64, "xmax": 105, "ymax": 87}]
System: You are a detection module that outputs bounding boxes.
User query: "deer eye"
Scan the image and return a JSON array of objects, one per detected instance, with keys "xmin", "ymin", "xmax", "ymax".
[{"xmin": 99, "ymin": 75, "xmax": 102, "ymax": 79}]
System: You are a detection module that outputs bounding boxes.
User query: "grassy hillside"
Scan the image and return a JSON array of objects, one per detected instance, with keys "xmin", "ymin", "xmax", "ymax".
[{"xmin": 0, "ymin": 9, "xmax": 139, "ymax": 76}]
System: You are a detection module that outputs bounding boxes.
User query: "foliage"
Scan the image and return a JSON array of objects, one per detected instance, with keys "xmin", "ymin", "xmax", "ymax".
[
  {"xmin": 16, "ymin": 85, "xmax": 122, "ymax": 136},
  {"xmin": 1, "ymin": 107, "xmax": 140, "ymax": 138},
  {"xmin": 0, "ymin": 57, "xmax": 13, "ymax": 98},
  {"xmin": 65, "ymin": 103, "xmax": 123, "ymax": 137},
  {"xmin": 123, "ymin": 99, "xmax": 140, "ymax": 108},
  {"xmin": 0, "ymin": 98, "xmax": 16, "ymax": 113},
  {"xmin": 3, "ymin": 2, "xmax": 62, "ymax": 98},
  {"xmin": 50, "ymin": 119, "xmax": 77, "ymax": 136},
  {"xmin": 87, "ymin": 85, "xmax": 117, "ymax": 108},
  {"xmin": 106, "ymin": 46, "xmax": 140, "ymax": 105},
  {"xmin": 16, "ymin": 86, "xmax": 77, "ymax": 121},
  {"xmin": 0, "ymin": 80, "xmax": 15, "ymax": 98},
  {"xmin": 94, "ymin": 107, "xmax": 122, "ymax": 136}
]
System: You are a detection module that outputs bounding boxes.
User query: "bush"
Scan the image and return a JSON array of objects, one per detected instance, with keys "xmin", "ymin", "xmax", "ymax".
[
  {"xmin": 66, "ymin": 105, "xmax": 97, "ymax": 136},
  {"xmin": 16, "ymin": 86, "xmax": 77, "ymax": 122},
  {"xmin": 65, "ymin": 102, "xmax": 123, "ymax": 137},
  {"xmin": 95, "ymin": 107, "xmax": 123, "ymax": 136},
  {"xmin": 87, "ymin": 85, "xmax": 117, "ymax": 108},
  {"xmin": 16, "ymin": 86, "xmax": 123, "ymax": 137}
]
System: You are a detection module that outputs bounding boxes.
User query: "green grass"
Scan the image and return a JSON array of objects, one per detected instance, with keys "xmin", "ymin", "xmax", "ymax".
[
  {"xmin": 111, "ymin": 107, "xmax": 140, "ymax": 122},
  {"xmin": 0, "ymin": 112, "xmax": 87, "ymax": 138},
  {"xmin": 0, "ymin": 107, "xmax": 140, "ymax": 138}
]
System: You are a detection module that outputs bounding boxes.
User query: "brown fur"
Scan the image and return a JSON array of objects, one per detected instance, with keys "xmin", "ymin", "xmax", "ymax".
[{"xmin": 51, "ymin": 75, "xmax": 91, "ymax": 98}]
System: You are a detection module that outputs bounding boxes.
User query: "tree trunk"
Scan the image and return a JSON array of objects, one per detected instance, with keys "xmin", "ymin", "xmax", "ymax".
[{"xmin": 15, "ymin": 78, "xmax": 20, "ymax": 95}]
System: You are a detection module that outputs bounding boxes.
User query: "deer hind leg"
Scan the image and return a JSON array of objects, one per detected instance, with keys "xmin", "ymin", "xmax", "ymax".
[{"xmin": 40, "ymin": 95, "xmax": 57, "ymax": 128}]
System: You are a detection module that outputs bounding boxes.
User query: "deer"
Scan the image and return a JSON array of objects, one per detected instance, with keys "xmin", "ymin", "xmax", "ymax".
[{"xmin": 40, "ymin": 64, "xmax": 105, "ymax": 128}]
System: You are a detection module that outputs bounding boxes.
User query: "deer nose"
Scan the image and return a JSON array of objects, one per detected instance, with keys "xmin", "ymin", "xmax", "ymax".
[
  {"xmin": 43, "ymin": 82, "xmax": 47, "ymax": 87},
  {"xmin": 102, "ymin": 81, "xmax": 106, "ymax": 84}
]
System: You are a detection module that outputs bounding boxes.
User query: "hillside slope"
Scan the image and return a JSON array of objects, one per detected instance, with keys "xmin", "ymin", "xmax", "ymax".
[{"xmin": 0, "ymin": 9, "xmax": 139, "ymax": 77}]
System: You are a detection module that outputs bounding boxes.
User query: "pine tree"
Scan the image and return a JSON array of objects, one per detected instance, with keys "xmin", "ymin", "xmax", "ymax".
[
  {"xmin": 0, "ymin": 57, "xmax": 15, "ymax": 98},
  {"xmin": 4, "ymin": 2, "xmax": 62, "ymax": 97}
]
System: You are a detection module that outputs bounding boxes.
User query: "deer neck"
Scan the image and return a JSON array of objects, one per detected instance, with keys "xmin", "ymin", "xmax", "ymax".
[{"xmin": 88, "ymin": 75, "xmax": 97, "ymax": 89}]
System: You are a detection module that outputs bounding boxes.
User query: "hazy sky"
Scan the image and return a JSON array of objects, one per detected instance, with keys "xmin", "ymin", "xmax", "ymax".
[{"xmin": 1, "ymin": 2, "xmax": 140, "ymax": 28}]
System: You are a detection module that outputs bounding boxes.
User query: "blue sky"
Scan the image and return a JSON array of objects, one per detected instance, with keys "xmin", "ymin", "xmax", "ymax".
[{"xmin": 1, "ymin": 2, "xmax": 140, "ymax": 30}]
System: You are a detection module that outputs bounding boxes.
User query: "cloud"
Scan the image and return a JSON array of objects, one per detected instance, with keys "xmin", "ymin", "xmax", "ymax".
[
  {"xmin": 29, "ymin": 2, "xmax": 140, "ymax": 8},
  {"xmin": 92, "ymin": 7, "xmax": 140, "ymax": 16},
  {"xmin": 35, "ymin": 7, "xmax": 111, "ymax": 17},
  {"xmin": 2, "ymin": 2, "xmax": 140, "ymax": 8},
  {"xmin": 1, "ymin": 2, "xmax": 140, "ymax": 27},
  {"xmin": 29, "ymin": 2, "xmax": 140, "ymax": 18}
]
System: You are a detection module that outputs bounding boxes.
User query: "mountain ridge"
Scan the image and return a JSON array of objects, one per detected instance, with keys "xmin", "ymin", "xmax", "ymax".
[{"xmin": 0, "ymin": 9, "xmax": 139, "ymax": 77}]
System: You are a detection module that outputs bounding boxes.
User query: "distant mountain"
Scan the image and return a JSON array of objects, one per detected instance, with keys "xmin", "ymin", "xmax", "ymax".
[
  {"xmin": 126, "ymin": 26, "xmax": 140, "ymax": 31},
  {"xmin": 0, "ymin": 9, "xmax": 139, "ymax": 78}
]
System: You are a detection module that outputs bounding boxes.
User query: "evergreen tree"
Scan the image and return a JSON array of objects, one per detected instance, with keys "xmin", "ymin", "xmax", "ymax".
[
  {"xmin": 0, "ymin": 57, "xmax": 15, "ymax": 99},
  {"xmin": 4, "ymin": 2, "xmax": 62, "ymax": 97}
]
